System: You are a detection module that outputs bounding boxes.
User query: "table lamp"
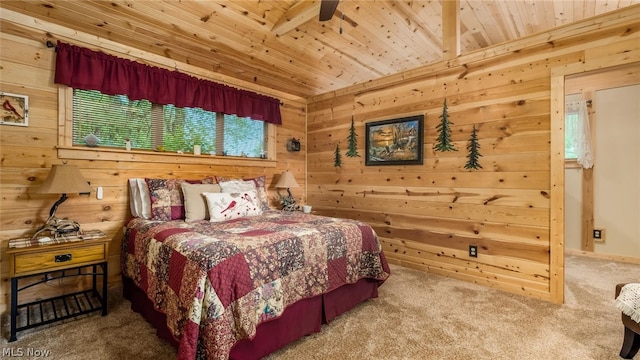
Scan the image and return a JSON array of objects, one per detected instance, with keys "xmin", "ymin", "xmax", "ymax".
[
  {"xmin": 31, "ymin": 164, "xmax": 92, "ymax": 240},
  {"xmin": 274, "ymin": 170, "xmax": 299, "ymax": 211}
]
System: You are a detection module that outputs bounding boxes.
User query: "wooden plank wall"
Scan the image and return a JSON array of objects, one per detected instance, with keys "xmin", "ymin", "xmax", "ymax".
[
  {"xmin": 0, "ymin": 18, "xmax": 307, "ymax": 314},
  {"xmin": 306, "ymin": 6, "xmax": 640, "ymax": 302}
]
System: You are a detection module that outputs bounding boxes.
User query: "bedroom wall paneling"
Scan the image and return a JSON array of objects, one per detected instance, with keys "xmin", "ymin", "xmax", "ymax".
[
  {"xmin": 306, "ymin": 5, "xmax": 640, "ymax": 303},
  {"xmin": 0, "ymin": 17, "xmax": 307, "ymax": 315}
]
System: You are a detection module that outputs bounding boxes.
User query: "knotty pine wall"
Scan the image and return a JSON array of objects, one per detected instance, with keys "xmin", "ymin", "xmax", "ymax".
[
  {"xmin": 307, "ymin": 6, "xmax": 640, "ymax": 303},
  {"xmin": 0, "ymin": 19, "xmax": 307, "ymax": 315}
]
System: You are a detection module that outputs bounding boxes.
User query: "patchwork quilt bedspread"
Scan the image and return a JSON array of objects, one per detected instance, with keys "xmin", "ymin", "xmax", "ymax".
[{"xmin": 121, "ymin": 211, "xmax": 390, "ymax": 360}]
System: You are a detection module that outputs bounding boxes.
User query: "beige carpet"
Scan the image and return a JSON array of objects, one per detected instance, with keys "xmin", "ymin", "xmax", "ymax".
[{"xmin": 1, "ymin": 255, "xmax": 638, "ymax": 360}]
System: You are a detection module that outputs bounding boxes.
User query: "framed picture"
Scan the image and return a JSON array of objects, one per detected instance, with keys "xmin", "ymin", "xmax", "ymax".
[
  {"xmin": 365, "ymin": 114, "xmax": 424, "ymax": 166},
  {"xmin": 0, "ymin": 92, "xmax": 29, "ymax": 126}
]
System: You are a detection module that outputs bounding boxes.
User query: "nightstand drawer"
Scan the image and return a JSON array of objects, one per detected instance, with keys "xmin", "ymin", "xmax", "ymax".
[{"xmin": 13, "ymin": 243, "xmax": 106, "ymax": 276}]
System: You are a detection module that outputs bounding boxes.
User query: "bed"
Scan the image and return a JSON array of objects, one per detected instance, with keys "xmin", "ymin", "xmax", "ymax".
[{"xmin": 121, "ymin": 177, "xmax": 390, "ymax": 360}]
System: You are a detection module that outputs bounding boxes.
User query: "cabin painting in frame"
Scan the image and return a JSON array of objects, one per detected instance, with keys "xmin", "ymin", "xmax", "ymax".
[
  {"xmin": 0, "ymin": 92, "xmax": 29, "ymax": 126},
  {"xmin": 365, "ymin": 114, "xmax": 424, "ymax": 166}
]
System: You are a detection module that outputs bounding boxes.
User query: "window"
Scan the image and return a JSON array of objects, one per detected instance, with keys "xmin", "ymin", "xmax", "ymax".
[
  {"xmin": 564, "ymin": 110, "xmax": 579, "ymax": 160},
  {"xmin": 71, "ymin": 89, "xmax": 267, "ymax": 157}
]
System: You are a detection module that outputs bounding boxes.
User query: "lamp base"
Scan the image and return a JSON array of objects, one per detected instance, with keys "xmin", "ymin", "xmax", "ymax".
[
  {"xmin": 278, "ymin": 189, "xmax": 299, "ymax": 212},
  {"xmin": 281, "ymin": 200, "xmax": 298, "ymax": 212},
  {"xmin": 31, "ymin": 193, "xmax": 83, "ymax": 240},
  {"xmin": 31, "ymin": 215, "xmax": 82, "ymax": 240}
]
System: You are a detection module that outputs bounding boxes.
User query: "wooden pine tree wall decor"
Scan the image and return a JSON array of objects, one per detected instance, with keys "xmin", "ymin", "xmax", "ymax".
[
  {"xmin": 346, "ymin": 116, "xmax": 360, "ymax": 157},
  {"xmin": 334, "ymin": 143, "xmax": 342, "ymax": 167},
  {"xmin": 464, "ymin": 124, "xmax": 483, "ymax": 170},
  {"xmin": 433, "ymin": 98, "xmax": 457, "ymax": 152}
]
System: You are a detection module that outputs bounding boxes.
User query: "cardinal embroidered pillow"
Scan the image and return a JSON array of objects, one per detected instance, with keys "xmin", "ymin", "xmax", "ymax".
[{"xmin": 204, "ymin": 190, "xmax": 262, "ymax": 223}]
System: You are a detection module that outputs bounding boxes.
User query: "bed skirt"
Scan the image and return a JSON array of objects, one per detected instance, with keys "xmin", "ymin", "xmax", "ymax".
[{"xmin": 122, "ymin": 276, "xmax": 380, "ymax": 359}]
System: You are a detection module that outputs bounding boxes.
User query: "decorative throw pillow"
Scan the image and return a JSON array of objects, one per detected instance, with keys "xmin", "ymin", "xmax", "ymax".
[
  {"xmin": 181, "ymin": 183, "xmax": 221, "ymax": 222},
  {"xmin": 218, "ymin": 179, "xmax": 257, "ymax": 193},
  {"xmin": 146, "ymin": 177, "xmax": 212, "ymax": 221},
  {"xmin": 215, "ymin": 175, "xmax": 270, "ymax": 211},
  {"xmin": 204, "ymin": 190, "xmax": 262, "ymax": 223}
]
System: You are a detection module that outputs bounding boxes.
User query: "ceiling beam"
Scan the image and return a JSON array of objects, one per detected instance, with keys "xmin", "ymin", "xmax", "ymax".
[
  {"xmin": 442, "ymin": 0, "xmax": 460, "ymax": 59},
  {"xmin": 272, "ymin": 0, "xmax": 321, "ymax": 36}
]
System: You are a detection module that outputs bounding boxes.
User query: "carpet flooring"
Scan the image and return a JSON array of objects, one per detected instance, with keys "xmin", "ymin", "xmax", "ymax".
[{"xmin": 1, "ymin": 255, "xmax": 638, "ymax": 360}]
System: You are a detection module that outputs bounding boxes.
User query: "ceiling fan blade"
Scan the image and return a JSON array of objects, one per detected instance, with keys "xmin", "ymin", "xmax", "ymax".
[{"xmin": 319, "ymin": 0, "xmax": 339, "ymax": 21}]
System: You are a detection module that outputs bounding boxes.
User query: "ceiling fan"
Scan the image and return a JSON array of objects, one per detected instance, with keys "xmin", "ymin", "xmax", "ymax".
[{"xmin": 319, "ymin": 0, "xmax": 339, "ymax": 21}]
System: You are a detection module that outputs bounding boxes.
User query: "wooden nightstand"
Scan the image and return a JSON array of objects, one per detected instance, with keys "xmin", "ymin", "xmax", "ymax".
[{"xmin": 6, "ymin": 230, "xmax": 110, "ymax": 342}]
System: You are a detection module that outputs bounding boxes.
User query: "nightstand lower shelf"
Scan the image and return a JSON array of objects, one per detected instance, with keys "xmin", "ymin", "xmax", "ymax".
[{"xmin": 9, "ymin": 263, "xmax": 108, "ymax": 342}]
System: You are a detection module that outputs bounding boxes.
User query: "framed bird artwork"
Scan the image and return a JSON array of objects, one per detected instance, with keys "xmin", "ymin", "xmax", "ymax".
[{"xmin": 0, "ymin": 92, "xmax": 29, "ymax": 127}]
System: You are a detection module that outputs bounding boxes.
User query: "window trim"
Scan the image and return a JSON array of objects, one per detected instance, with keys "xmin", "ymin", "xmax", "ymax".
[
  {"xmin": 57, "ymin": 86, "xmax": 276, "ymax": 167},
  {"xmin": 564, "ymin": 159, "xmax": 580, "ymax": 169}
]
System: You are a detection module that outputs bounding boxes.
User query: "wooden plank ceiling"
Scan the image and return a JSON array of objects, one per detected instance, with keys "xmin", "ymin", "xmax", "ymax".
[{"xmin": 1, "ymin": 0, "xmax": 638, "ymax": 98}]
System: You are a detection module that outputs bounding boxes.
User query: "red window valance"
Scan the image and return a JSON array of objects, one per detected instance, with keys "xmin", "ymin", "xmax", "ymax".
[{"xmin": 54, "ymin": 41, "xmax": 282, "ymax": 125}]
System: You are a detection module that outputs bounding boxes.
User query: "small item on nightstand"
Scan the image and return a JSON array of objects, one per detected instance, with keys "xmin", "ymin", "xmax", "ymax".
[
  {"xmin": 302, "ymin": 205, "xmax": 312, "ymax": 213},
  {"xmin": 37, "ymin": 236, "xmax": 52, "ymax": 243}
]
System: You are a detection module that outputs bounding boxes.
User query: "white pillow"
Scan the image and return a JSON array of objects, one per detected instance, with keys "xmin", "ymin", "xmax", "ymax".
[
  {"xmin": 128, "ymin": 179, "xmax": 141, "ymax": 217},
  {"xmin": 128, "ymin": 178, "xmax": 151, "ymax": 219},
  {"xmin": 218, "ymin": 179, "xmax": 257, "ymax": 193},
  {"xmin": 181, "ymin": 183, "xmax": 221, "ymax": 222},
  {"xmin": 204, "ymin": 190, "xmax": 262, "ymax": 222},
  {"xmin": 136, "ymin": 178, "xmax": 152, "ymax": 219}
]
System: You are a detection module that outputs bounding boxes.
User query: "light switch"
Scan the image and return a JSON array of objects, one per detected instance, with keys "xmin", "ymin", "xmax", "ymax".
[{"xmin": 97, "ymin": 186, "xmax": 103, "ymax": 200}]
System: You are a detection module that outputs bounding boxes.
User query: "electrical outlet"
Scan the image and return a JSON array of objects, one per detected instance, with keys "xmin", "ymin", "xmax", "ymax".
[
  {"xmin": 469, "ymin": 245, "xmax": 478, "ymax": 258},
  {"xmin": 593, "ymin": 228, "xmax": 606, "ymax": 243}
]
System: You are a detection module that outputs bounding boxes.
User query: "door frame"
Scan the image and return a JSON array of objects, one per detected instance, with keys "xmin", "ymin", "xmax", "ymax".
[{"xmin": 549, "ymin": 60, "xmax": 640, "ymax": 303}]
